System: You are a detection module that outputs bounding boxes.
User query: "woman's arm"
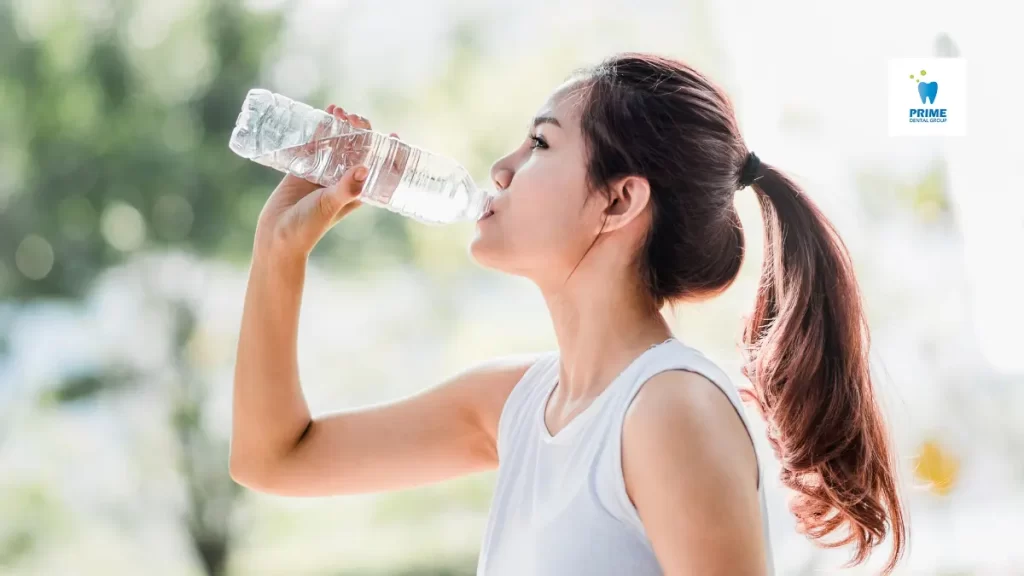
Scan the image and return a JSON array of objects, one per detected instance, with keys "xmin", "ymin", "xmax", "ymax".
[
  {"xmin": 229, "ymin": 104, "xmax": 534, "ymax": 497},
  {"xmin": 622, "ymin": 370, "xmax": 766, "ymax": 576},
  {"xmin": 230, "ymin": 235, "xmax": 536, "ymax": 497}
]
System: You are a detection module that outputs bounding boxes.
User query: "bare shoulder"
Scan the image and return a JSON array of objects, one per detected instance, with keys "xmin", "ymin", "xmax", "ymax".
[
  {"xmin": 622, "ymin": 369, "xmax": 759, "ymax": 493},
  {"xmin": 620, "ymin": 369, "xmax": 766, "ymax": 574}
]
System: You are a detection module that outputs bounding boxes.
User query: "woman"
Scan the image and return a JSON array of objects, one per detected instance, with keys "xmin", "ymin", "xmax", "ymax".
[{"xmin": 230, "ymin": 53, "xmax": 906, "ymax": 575}]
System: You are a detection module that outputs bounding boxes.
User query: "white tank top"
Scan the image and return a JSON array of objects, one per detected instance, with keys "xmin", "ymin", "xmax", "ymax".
[{"xmin": 476, "ymin": 338, "xmax": 775, "ymax": 575}]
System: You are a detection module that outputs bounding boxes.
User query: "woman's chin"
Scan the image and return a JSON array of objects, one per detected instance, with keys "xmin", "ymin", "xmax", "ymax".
[{"xmin": 468, "ymin": 236, "xmax": 501, "ymax": 270}]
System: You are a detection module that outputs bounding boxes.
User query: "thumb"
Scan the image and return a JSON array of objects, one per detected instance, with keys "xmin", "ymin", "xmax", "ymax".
[
  {"xmin": 309, "ymin": 165, "xmax": 368, "ymax": 224},
  {"xmin": 286, "ymin": 165, "xmax": 368, "ymax": 252}
]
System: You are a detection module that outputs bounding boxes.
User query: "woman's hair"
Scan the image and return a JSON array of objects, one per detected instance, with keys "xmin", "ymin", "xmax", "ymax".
[{"xmin": 573, "ymin": 53, "xmax": 906, "ymax": 572}]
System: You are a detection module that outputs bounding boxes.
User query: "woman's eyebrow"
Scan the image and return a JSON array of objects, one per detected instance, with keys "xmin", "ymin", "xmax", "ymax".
[{"xmin": 531, "ymin": 115, "xmax": 561, "ymax": 129}]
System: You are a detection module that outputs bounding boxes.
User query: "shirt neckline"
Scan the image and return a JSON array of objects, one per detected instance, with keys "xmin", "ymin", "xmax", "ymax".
[{"xmin": 538, "ymin": 337, "xmax": 678, "ymax": 445}]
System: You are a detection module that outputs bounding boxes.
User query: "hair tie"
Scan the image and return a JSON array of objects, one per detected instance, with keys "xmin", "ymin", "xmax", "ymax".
[{"xmin": 738, "ymin": 151, "xmax": 761, "ymax": 189}]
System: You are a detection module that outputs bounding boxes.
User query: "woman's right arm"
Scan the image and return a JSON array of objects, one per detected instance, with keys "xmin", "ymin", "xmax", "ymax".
[
  {"xmin": 230, "ymin": 252, "xmax": 531, "ymax": 496},
  {"xmin": 230, "ymin": 105, "xmax": 534, "ymax": 497}
]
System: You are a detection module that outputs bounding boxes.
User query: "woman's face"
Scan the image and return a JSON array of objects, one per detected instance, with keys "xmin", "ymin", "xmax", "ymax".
[{"xmin": 469, "ymin": 81, "xmax": 610, "ymax": 285}]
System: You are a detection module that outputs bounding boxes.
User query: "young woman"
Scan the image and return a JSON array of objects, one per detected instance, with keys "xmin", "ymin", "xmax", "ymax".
[{"xmin": 230, "ymin": 53, "xmax": 906, "ymax": 575}]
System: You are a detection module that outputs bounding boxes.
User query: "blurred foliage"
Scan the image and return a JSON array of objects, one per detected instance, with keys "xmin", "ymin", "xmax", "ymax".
[
  {"xmin": 38, "ymin": 365, "xmax": 137, "ymax": 405},
  {"xmin": 0, "ymin": 0, "xmax": 284, "ymax": 299},
  {"xmin": 0, "ymin": 483, "xmax": 62, "ymax": 568},
  {"xmin": 0, "ymin": 0, "xmax": 445, "ymax": 302},
  {"xmin": 30, "ymin": 296, "xmax": 241, "ymax": 575},
  {"xmin": 0, "ymin": 0, "xmax": 495, "ymax": 573},
  {"xmin": 1, "ymin": 2, "xmax": 280, "ymax": 572}
]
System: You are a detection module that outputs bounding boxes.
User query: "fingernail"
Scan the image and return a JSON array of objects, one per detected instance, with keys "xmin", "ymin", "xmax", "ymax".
[{"xmin": 354, "ymin": 167, "xmax": 368, "ymax": 182}]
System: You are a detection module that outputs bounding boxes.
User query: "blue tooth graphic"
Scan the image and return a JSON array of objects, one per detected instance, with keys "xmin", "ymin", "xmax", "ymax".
[{"xmin": 918, "ymin": 81, "xmax": 938, "ymax": 104}]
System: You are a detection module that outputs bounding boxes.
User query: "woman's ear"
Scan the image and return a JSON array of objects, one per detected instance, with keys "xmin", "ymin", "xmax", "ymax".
[{"xmin": 598, "ymin": 175, "xmax": 651, "ymax": 234}]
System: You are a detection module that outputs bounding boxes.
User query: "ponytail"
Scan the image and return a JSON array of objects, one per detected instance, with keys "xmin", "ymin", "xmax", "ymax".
[{"xmin": 740, "ymin": 163, "xmax": 906, "ymax": 573}]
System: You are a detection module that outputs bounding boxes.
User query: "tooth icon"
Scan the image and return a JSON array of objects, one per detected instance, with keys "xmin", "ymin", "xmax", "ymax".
[{"xmin": 918, "ymin": 81, "xmax": 939, "ymax": 104}]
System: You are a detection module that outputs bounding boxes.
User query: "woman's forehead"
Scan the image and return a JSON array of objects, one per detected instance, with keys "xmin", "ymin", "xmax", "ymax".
[{"xmin": 536, "ymin": 79, "xmax": 589, "ymax": 127}]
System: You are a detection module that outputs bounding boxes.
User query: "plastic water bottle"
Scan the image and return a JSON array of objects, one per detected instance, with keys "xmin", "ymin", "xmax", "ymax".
[{"xmin": 228, "ymin": 89, "xmax": 494, "ymax": 225}]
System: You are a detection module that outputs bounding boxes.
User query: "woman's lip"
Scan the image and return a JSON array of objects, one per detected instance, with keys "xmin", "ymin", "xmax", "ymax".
[{"xmin": 478, "ymin": 209, "xmax": 495, "ymax": 221}]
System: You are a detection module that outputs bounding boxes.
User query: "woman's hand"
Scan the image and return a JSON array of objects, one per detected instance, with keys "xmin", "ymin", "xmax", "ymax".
[{"xmin": 253, "ymin": 104, "xmax": 399, "ymax": 261}]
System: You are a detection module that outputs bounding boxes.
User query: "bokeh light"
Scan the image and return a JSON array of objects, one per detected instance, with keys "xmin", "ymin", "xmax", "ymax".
[
  {"xmin": 101, "ymin": 201, "xmax": 147, "ymax": 252},
  {"xmin": 14, "ymin": 234, "xmax": 55, "ymax": 281}
]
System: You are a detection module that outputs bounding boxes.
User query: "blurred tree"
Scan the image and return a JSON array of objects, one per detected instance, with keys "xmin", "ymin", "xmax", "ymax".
[
  {"xmin": 0, "ymin": 0, "xmax": 430, "ymax": 302},
  {"xmin": 0, "ymin": 1, "xmax": 502, "ymax": 572},
  {"xmin": 37, "ymin": 294, "xmax": 238, "ymax": 575},
  {"xmin": 0, "ymin": 0, "xmax": 284, "ymax": 299},
  {"xmin": 0, "ymin": 1, "xmax": 279, "ymax": 573},
  {"xmin": 168, "ymin": 300, "xmax": 241, "ymax": 576}
]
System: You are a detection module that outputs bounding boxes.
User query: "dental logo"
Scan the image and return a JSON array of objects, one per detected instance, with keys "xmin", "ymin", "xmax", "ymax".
[
  {"xmin": 908, "ymin": 69, "xmax": 946, "ymax": 123},
  {"xmin": 914, "ymin": 72, "xmax": 938, "ymax": 104},
  {"xmin": 888, "ymin": 58, "xmax": 966, "ymax": 136}
]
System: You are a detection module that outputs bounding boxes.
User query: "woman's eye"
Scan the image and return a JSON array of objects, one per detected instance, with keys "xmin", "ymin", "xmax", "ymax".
[{"xmin": 529, "ymin": 135, "xmax": 548, "ymax": 150}]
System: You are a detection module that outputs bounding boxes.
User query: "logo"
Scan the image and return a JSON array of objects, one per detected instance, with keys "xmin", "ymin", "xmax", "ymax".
[
  {"xmin": 888, "ymin": 58, "xmax": 966, "ymax": 136},
  {"xmin": 914, "ymin": 72, "xmax": 938, "ymax": 104},
  {"xmin": 908, "ymin": 69, "xmax": 946, "ymax": 123}
]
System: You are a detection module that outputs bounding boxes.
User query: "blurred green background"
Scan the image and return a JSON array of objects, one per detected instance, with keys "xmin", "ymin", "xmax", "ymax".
[{"xmin": 1, "ymin": 0, "xmax": 1021, "ymax": 574}]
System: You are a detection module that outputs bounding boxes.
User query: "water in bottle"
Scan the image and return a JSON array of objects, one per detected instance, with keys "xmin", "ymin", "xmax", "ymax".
[{"xmin": 228, "ymin": 89, "xmax": 494, "ymax": 225}]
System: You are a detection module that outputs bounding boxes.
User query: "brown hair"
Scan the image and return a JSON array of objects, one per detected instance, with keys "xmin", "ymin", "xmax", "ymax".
[{"xmin": 574, "ymin": 53, "xmax": 906, "ymax": 572}]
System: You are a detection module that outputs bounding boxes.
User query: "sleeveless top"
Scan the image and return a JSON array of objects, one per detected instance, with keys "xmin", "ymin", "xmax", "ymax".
[{"xmin": 476, "ymin": 337, "xmax": 775, "ymax": 575}]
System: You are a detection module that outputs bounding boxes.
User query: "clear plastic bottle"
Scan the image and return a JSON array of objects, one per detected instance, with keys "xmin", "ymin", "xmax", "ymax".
[{"xmin": 228, "ymin": 89, "xmax": 494, "ymax": 225}]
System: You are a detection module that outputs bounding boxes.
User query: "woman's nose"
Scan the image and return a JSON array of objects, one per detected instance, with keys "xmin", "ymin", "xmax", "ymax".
[{"xmin": 490, "ymin": 165, "xmax": 513, "ymax": 191}]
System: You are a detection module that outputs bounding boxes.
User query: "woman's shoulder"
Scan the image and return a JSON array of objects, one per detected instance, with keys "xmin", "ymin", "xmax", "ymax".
[
  {"xmin": 652, "ymin": 339, "xmax": 744, "ymax": 403},
  {"xmin": 623, "ymin": 340, "xmax": 762, "ymax": 485},
  {"xmin": 622, "ymin": 365, "xmax": 761, "ymax": 484}
]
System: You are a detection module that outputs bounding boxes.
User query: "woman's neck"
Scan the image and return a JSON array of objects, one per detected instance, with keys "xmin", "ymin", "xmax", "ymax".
[{"xmin": 540, "ymin": 266, "xmax": 672, "ymax": 401}]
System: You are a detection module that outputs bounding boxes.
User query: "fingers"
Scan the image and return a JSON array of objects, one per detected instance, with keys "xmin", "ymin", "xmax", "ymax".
[
  {"xmin": 347, "ymin": 113, "xmax": 371, "ymax": 131},
  {"xmin": 325, "ymin": 102, "xmax": 373, "ymax": 130}
]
